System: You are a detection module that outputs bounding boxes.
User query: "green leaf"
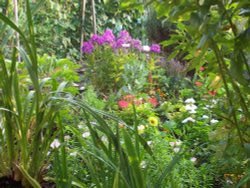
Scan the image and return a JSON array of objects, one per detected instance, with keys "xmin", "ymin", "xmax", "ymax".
[
  {"xmin": 230, "ymin": 52, "xmax": 248, "ymax": 85},
  {"xmin": 17, "ymin": 165, "xmax": 42, "ymax": 188},
  {"xmin": 154, "ymin": 151, "xmax": 185, "ymax": 188},
  {"xmin": 236, "ymin": 170, "xmax": 250, "ymax": 188}
]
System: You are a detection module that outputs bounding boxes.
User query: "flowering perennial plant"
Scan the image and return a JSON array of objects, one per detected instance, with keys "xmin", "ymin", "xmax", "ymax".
[
  {"xmin": 82, "ymin": 29, "xmax": 162, "ymax": 94},
  {"xmin": 82, "ymin": 29, "xmax": 161, "ymax": 54}
]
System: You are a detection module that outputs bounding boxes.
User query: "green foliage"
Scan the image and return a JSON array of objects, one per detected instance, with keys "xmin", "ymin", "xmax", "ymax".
[
  {"xmin": 82, "ymin": 85, "xmax": 106, "ymax": 110},
  {"xmin": 83, "ymin": 38, "xmax": 160, "ymax": 95},
  {"xmin": 121, "ymin": 59, "xmax": 149, "ymax": 94},
  {"xmin": 33, "ymin": 0, "xmax": 81, "ymax": 60},
  {"xmin": 122, "ymin": 0, "xmax": 250, "ymax": 185}
]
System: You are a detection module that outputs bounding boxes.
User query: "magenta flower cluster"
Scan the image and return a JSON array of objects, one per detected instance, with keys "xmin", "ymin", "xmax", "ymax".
[
  {"xmin": 150, "ymin": 44, "xmax": 161, "ymax": 53},
  {"xmin": 81, "ymin": 29, "xmax": 161, "ymax": 54}
]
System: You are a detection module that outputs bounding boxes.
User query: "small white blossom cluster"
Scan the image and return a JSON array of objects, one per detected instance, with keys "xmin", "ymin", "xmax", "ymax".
[
  {"xmin": 184, "ymin": 98, "xmax": 197, "ymax": 114},
  {"xmin": 142, "ymin": 45, "xmax": 150, "ymax": 52},
  {"xmin": 169, "ymin": 140, "xmax": 182, "ymax": 153}
]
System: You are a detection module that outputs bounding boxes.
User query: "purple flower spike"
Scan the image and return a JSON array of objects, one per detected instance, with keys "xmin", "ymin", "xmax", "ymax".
[
  {"xmin": 91, "ymin": 34, "xmax": 104, "ymax": 45},
  {"xmin": 150, "ymin": 44, "xmax": 161, "ymax": 53},
  {"xmin": 82, "ymin": 41, "xmax": 94, "ymax": 54},
  {"xmin": 102, "ymin": 29, "xmax": 115, "ymax": 44}
]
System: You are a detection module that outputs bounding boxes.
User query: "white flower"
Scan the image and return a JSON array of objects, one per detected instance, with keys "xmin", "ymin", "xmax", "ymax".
[
  {"xmin": 64, "ymin": 135, "xmax": 71, "ymax": 140},
  {"xmin": 70, "ymin": 151, "xmax": 77, "ymax": 157},
  {"xmin": 210, "ymin": 119, "xmax": 219, "ymax": 124},
  {"xmin": 137, "ymin": 125, "xmax": 145, "ymax": 134},
  {"xmin": 122, "ymin": 43, "xmax": 131, "ymax": 48},
  {"xmin": 190, "ymin": 157, "xmax": 197, "ymax": 162},
  {"xmin": 173, "ymin": 148, "xmax": 180, "ymax": 153},
  {"xmin": 182, "ymin": 117, "xmax": 196, "ymax": 123},
  {"xmin": 189, "ymin": 110, "xmax": 197, "ymax": 114},
  {"xmin": 78, "ymin": 123, "xmax": 84, "ymax": 129},
  {"xmin": 82, "ymin": 132, "xmax": 90, "ymax": 138},
  {"xmin": 202, "ymin": 115, "xmax": 209, "ymax": 119},
  {"xmin": 138, "ymin": 125, "xmax": 145, "ymax": 131},
  {"xmin": 211, "ymin": 99, "xmax": 217, "ymax": 104},
  {"xmin": 185, "ymin": 104, "xmax": 197, "ymax": 111},
  {"xmin": 140, "ymin": 160, "xmax": 146, "ymax": 168},
  {"xmin": 169, "ymin": 142, "xmax": 175, "ymax": 147},
  {"xmin": 50, "ymin": 139, "xmax": 60, "ymax": 149},
  {"xmin": 147, "ymin": 141, "xmax": 153, "ymax": 146},
  {"xmin": 185, "ymin": 98, "xmax": 195, "ymax": 104},
  {"xmin": 142, "ymin": 45, "xmax": 150, "ymax": 52},
  {"xmin": 175, "ymin": 140, "xmax": 182, "ymax": 146},
  {"xmin": 101, "ymin": 136, "xmax": 108, "ymax": 142},
  {"xmin": 170, "ymin": 141, "xmax": 182, "ymax": 147}
]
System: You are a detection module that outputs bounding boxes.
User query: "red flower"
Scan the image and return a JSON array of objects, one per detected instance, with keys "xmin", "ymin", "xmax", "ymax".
[
  {"xmin": 148, "ymin": 97, "xmax": 158, "ymax": 107},
  {"xmin": 199, "ymin": 66, "xmax": 205, "ymax": 71},
  {"xmin": 208, "ymin": 90, "xmax": 217, "ymax": 96},
  {"xmin": 118, "ymin": 100, "xmax": 129, "ymax": 109},
  {"xmin": 195, "ymin": 81, "xmax": 203, "ymax": 87}
]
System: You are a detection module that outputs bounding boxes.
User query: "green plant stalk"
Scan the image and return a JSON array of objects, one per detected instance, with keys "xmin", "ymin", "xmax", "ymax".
[
  {"xmin": 0, "ymin": 53, "xmax": 15, "ymax": 167},
  {"xmin": 212, "ymin": 38, "xmax": 250, "ymax": 120},
  {"xmin": 57, "ymin": 113, "xmax": 70, "ymax": 187},
  {"xmin": 220, "ymin": 2, "xmax": 250, "ymax": 75},
  {"xmin": 211, "ymin": 40, "xmax": 244, "ymax": 147},
  {"xmin": 132, "ymin": 104, "xmax": 140, "ymax": 158},
  {"xmin": 54, "ymin": 149, "xmax": 63, "ymax": 187}
]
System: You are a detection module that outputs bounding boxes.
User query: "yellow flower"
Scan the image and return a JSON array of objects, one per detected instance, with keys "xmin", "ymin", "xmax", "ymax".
[{"xmin": 148, "ymin": 117, "xmax": 158, "ymax": 126}]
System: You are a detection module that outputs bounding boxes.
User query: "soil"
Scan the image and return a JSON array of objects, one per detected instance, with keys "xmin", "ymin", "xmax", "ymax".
[
  {"xmin": 0, "ymin": 176, "xmax": 56, "ymax": 188},
  {"xmin": 0, "ymin": 176, "xmax": 23, "ymax": 188}
]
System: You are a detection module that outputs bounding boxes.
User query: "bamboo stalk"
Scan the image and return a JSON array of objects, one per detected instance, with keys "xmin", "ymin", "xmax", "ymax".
[{"xmin": 13, "ymin": 0, "xmax": 21, "ymax": 62}]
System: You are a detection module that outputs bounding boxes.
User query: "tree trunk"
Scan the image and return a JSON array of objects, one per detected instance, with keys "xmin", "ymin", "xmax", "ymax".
[{"xmin": 91, "ymin": 0, "xmax": 97, "ymax": 34}]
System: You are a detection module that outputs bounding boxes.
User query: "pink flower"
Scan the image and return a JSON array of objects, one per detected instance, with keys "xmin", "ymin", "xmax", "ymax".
[
  {"xmin": 148, "ymin": 97, "xmax": 158, "ymax": 107},
  {"xmin": 118, "ymin": 100, "xmax": 129, "ymax": 109}
]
